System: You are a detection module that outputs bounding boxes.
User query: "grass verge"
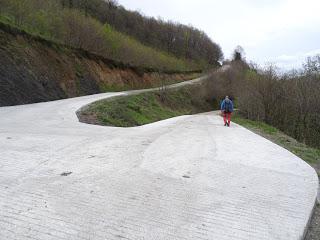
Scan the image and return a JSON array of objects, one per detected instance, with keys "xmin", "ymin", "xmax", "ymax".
[
  {"xmin": 78, "ymin": 86, "xmax": 216, "ymax": 127},
  {"xmin": 233, "ymin": 113, "xmax": 320, "ymax": 175}
]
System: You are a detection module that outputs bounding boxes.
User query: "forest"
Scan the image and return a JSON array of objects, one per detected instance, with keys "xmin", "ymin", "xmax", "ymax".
[{"xmin": 64, "ymin": 0, "xmax": 223, "ymax": 65}]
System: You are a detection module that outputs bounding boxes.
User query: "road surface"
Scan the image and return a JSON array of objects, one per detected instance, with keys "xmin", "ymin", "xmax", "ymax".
[{"xmin": 0, "ymin": 76, "xmax": 318, "ymax": 240}]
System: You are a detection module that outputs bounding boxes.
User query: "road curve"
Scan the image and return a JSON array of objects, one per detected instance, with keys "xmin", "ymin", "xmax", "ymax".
[{"xmin": 0, "ymin": 75, "xmax": 318, "ymax": 240}]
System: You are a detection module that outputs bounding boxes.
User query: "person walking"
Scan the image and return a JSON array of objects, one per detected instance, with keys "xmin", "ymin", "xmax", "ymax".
[{"xmin": 221, "ymin": 96, "xmax": 234, "ymax": 127}]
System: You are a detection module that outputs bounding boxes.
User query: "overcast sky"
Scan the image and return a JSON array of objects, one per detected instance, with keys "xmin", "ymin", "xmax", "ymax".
[{"xmin": 118, "ymin": 0, "xmax": 320, "ymax": 70}]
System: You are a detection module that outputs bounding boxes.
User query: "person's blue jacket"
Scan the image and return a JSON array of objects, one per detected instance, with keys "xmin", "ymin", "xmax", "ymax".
[{"xmin": 221, "ymin": 99, "xmax": 234, "ymax": 113}]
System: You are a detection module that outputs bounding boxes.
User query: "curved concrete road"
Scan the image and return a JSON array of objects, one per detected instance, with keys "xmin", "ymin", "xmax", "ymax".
[{"xmin": 0, "ymin": 77, "xmax": 318, "ymax": 240}]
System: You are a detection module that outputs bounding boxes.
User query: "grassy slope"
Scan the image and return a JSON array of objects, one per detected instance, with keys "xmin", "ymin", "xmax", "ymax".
[{"xmin": 79, "ymin": 87, "xmax": 214, "ymax": 127}]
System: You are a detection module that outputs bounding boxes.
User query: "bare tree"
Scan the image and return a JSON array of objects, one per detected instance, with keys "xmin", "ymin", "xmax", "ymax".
[{"xmin": 232, "ymin": 45, "xmax": 245, "ymax": 61}]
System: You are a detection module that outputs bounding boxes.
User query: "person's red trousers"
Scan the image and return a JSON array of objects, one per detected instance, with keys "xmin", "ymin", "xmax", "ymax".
[{"xmin": 223, "ymin": 112, "xmax": 232, "ymax": 125}]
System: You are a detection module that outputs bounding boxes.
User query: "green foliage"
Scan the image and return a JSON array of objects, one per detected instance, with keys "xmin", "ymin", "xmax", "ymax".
[
  {"xmin": 232, "ymin": 113, "xmax": 278, "ymax": 135},
  {"xmin": 0, "ymin": 14, "xmax": 14, "ymax": 25},
  {"xmin": 87, "ymin": 94, "xmax": 179, "ymax": 127}
]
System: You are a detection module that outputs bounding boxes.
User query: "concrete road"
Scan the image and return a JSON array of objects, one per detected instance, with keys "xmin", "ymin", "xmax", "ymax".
[{"xmin": 0, "ymin": 78, "xmax": 318, "ymax": 240}]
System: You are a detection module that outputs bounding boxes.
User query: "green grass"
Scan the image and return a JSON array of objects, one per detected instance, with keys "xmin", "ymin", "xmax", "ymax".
[
  {"xmin": 79, "ymin": 87, "xmax": 213, "ymax": 127},
  {"xmin": 232, "ymin": 114, "xmax": 278, "ymax": 135},
  {"xmin": 83, "ymin": 93, "xmax": 184, "ymax": 127},
  {"xmin": 0, "ymin": 14, "xmax": 14, "ymax": 25},
  {"xmin": 233, "ymin": 112, "xmax": 320, "ymax": 175},
  {"xmin": 0, "ymin": 14, "xmax": 57, "ymax": 42}
]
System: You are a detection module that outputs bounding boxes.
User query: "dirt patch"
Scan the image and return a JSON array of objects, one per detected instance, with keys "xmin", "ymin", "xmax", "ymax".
[{"xmin": 78, "ymin": 112, "xmax": 101, "ymax": 126}]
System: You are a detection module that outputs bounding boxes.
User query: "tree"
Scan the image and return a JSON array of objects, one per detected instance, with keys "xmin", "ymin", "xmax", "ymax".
[
  {"xmin": 63, "ymin": 0, "xmax": 223, "ymax": 66},
  {"xmin": 303, "ymin": 55, "xmax": 320, "ymax": 75},
  {"xmin": 233, "ymin": 45, "xmax": 245, "ymax": 61},
  {"xmin": 61, "ymin": 9, "xmax": 106, "ymax": 53}
]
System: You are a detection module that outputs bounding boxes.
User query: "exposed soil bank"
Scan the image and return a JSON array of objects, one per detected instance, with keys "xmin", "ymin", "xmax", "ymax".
[{"xmin": 0, "ymin": 22, "xmax": 201, "ymax": 106}]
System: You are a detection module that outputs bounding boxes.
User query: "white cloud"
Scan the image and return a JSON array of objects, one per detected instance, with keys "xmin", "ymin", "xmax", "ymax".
[
  {"xmin": 277, "ymin": 55, "xmax": 297, "ymax": 61},
  {"xmin": 277, "ymin": 49, "xmax": 320, "ymax": 61},
  {"xmin": 274, "ymin": 49, "xmax": 320, "ymax": 69}
]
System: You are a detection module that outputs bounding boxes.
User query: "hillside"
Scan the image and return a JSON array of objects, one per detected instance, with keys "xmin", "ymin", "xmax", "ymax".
[
  {"xmin": 0, "ymin": 22, "xmax": 201, "ymax": 106},
  {"xmin": 0, "ymin": 0, "xmax": 223, "ymax": 106},
  {"xmin": 0, "ymin": 0, "xmax": 222, "ymax": 70},
  {"xmin": 68, "ymin": 0, "xmax": 223, "ymax": 65}
]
